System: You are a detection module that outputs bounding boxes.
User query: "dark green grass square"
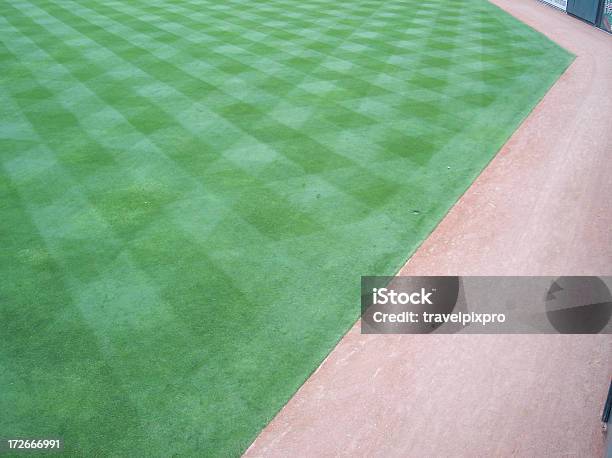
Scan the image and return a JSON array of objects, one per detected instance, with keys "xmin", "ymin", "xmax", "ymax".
[
  {"xmin": 378, "ymin": 132, "xmax": 440, "ymax": 165},
  {"xmin": 12, "ymin": 86, "xmax": 55, "ymax": 101}
]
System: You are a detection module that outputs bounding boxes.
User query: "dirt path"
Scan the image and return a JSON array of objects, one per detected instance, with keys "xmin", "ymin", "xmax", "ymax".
[{"xmin": 245, "ymin": 1, "xmax": 612, "ymax": 456}]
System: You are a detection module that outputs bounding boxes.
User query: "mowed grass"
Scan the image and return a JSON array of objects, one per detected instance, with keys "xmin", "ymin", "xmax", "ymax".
[{"xmin": 0, "ymin": 0, "xmax": 571, "ymax": 455}]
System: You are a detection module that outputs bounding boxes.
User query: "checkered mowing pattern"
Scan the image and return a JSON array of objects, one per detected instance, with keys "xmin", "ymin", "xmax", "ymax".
[{"xmin": 0, "ymin": 0, "xmax": 571, "ymax": 455}]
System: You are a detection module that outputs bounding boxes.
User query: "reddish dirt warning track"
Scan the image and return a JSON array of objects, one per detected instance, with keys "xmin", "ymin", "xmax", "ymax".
[{"xmin": 245, "ymin": 1, "xmax": 612, "ymax": 456}]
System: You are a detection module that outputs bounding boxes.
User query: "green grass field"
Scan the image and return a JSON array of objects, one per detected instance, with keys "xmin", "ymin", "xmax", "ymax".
[{"xmin": 1, "ymin": 0, "xmax": 571, "ymax": 455}]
